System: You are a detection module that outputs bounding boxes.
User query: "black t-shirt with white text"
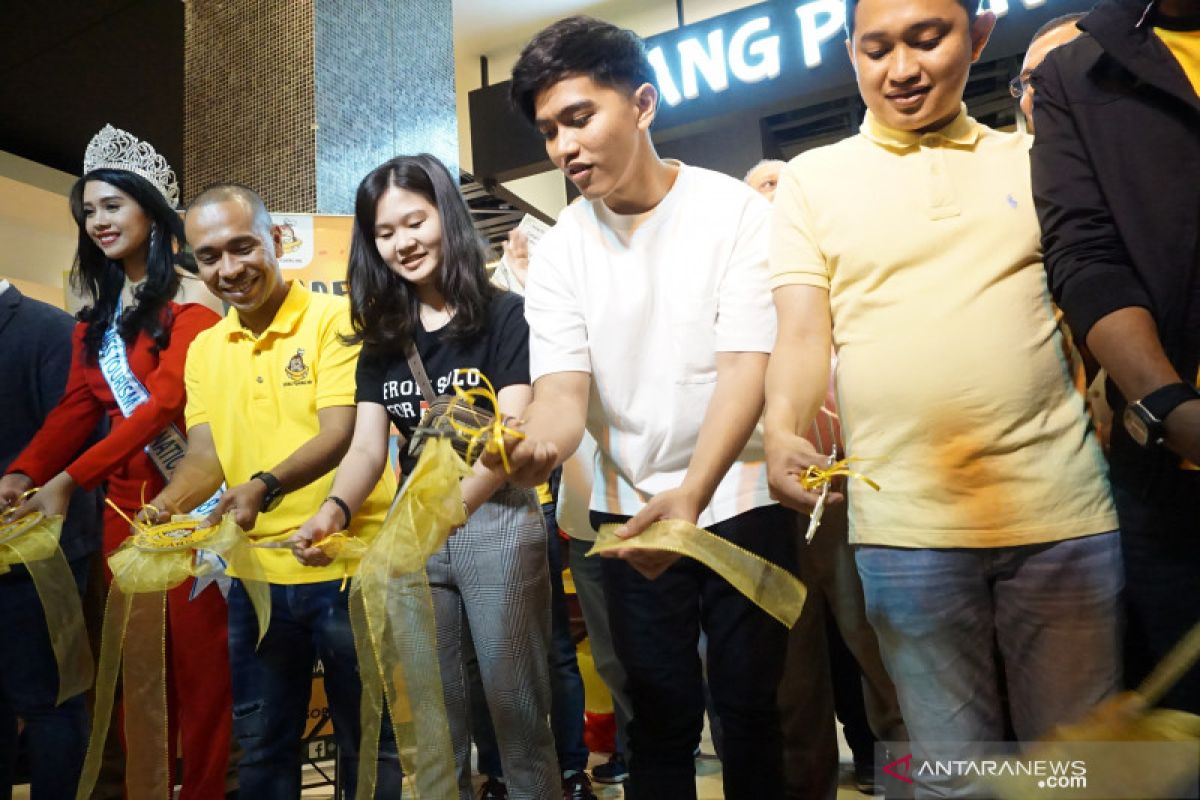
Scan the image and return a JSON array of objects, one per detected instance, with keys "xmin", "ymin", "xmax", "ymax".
[{"xmin": 355, "ymin": 291, "xmax": 529, "ymax": 476}]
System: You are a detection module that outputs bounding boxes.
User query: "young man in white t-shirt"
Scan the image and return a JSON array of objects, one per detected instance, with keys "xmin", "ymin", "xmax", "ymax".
[{"xmin": 490, "ymin": 16, "xmax": 796, "ymax": 800}]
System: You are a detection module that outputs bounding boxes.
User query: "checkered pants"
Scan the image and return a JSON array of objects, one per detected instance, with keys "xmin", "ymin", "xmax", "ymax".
[{"xmin": 427, "ymin": 485, "xmax": 558, "ymax": 800}]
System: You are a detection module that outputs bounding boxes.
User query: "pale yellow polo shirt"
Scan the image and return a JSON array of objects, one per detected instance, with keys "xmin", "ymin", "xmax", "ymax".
[
  {"xmin": 769, "ymin": 107, "xmax": 1116, "ymax": 549},
  {"xmin": 185, "ymin": 281, "xmax": 395, "ymax": 583}
]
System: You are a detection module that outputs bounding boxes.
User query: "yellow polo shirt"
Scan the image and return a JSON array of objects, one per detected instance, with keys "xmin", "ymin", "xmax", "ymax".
[
  {"xmin": 769, "ymin": 107, "xmax": 1116, "ymax": 548},
  {"xmin": 184, "ymin": 281, "xmax": 395, "ymax": 583},
  {"xmin": 1155, "ymin": 27, "xmax": 1200, "ymax": 96}
]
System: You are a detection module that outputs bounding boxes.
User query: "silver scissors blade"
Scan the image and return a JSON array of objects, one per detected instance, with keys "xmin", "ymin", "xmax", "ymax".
[{"xmin": 804, "ymin": 446, "xmax": 839, "ymax": 544}]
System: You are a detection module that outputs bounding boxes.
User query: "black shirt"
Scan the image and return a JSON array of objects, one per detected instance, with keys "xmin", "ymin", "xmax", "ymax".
[
  {"xmin": 1032, "ymin": 0, "xmax": 1200, "ymax": 497},
  {"xmin": 0, "ymin": 287, "xmax": 103, "ymax": 565},
  {"xmin": 356, "ymin": 291, "xmax": 530, "ymax": 476}
]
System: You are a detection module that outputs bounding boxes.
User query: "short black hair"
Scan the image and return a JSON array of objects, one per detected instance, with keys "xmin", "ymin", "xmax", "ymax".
[
  {"xmin": 1028, "ymin": 12, "xmax": 1084, "ymax": 46},
  {"xmin": 510, "ymin": 15, "xmax": 656, "ymax": 124},
  {"xmin": 844, "ymin": 0, "xmax": 977, "ymax": 37}
]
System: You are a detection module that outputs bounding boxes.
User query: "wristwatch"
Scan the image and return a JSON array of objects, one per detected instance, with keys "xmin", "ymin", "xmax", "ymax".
[
  {"xmin": 251, "ymin": 471, "xmax": 285, "ymax": 512},
  {"xmin": 1123, "ymin": 382, "xmax": 1200, "ymax": 448}
]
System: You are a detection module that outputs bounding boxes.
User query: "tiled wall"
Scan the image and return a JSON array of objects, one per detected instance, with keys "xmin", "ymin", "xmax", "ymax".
[
  {"xmin": 313, "ymin": 0, "xmax": 458, "ymax": 214},
  {"xmin": 184, "ymin": 0, "xmax": 318, "ymax": 212},
  {"xmin": 183, "ymin": 0, "xmax": 457, "ymax": 214}
]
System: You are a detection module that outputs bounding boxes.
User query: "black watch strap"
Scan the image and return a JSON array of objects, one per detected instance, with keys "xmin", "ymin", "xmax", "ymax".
[
  {"xmin": 251, "ymin": 471, "xmax": 284, "ymax": 512},
  {"xmin": 1139, "ymin": 382, "xmax": 1200, "ymax": 422},
  {"xmin": 326, "ymin": 496, "xmax": 352, "ymax": 530}
]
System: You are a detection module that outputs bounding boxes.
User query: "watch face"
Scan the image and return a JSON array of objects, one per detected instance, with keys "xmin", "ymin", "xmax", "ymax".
[{"xmin": 1123, "ymin": 406, "xmax": 1151, "ymax": 446}]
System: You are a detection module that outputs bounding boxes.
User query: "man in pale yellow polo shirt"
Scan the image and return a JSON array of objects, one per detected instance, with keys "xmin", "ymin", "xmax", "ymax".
[
  {"xmin": 763, "ymin": 0, "xmax": 1120, "ymax": 793},
  {"xmin": 146, "ymin": 184, "xmax": 399, "ymax": 798}
]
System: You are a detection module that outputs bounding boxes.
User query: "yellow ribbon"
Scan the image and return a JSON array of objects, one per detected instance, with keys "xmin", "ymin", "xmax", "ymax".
[
  {"xmin": 588, "ymin": 520, "xmax": 808, "ymax": 627},
  {"xmin": 0, "ymin": 511, "xmax": 94, "ymax": 704},
  {"xmin": 76, "ymin": 507, "xmax": 271, "ymax": 800},
  {"xmin": 798, "ymin": 457, "xmax": 881, "ymax": 493},
  {"xmin": 350, "ymin": 436, "xmax": 464, "ymax": 799},
  {"xmin": 445, "ymin": 372, "xmax": 526, "ymax": 470}
]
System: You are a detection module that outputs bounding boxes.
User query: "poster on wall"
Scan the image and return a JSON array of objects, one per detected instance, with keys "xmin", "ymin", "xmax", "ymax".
[
  {"xmin": 61, "ymin": 213, "xmax": 355, "ymax": 311},
  {"xmin": 268, "ymin": 213, "xmax": 352, "ymax": 297}
]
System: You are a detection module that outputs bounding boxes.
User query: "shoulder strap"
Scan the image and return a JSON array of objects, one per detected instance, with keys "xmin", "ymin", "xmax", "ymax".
[{"xmin": 405, "ymin": 339, "xmax": 438, "ymax": 404}]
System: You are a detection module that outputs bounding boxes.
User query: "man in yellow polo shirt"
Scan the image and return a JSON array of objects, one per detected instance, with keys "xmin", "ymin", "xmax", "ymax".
[
  {"xmin": 147, "ymin": 184, "xmax": 399, "ymax": 798},
  {"xmin": 764, "ymin": 0, "xmax": 1120, "ymax": 793}
]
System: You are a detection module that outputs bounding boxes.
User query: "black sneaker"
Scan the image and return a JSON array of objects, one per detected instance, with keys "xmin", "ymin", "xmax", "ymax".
[
  {"xmin": 590, "ymin": 752, "xmax": 628, "ymax": 784},
  {"xmin": 854, "ymin": 761, "xmax": 879, "ymax": 795},
  {"xmin": 478, "ymin": 776, "xmax": 508, "ymax": 799},
  {"xmin": 562, "ymin": 771, "xmax": 597, "ymax": 800}
]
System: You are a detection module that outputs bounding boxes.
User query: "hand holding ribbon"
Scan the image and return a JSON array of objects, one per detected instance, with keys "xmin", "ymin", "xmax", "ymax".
[
  {"xmin": 444, "ymin": 373, "xmax": 526, "ymax": 471},
  {"xmin": 3, "ymin": 474, "xmax": 74, "ymax": 521},
  {"xmin": 602, "ymin": 487, "xmax": 704, "ymax": 579},
  {"xmin": 765, "ymin": 430, "xmax": 845, "ymax": 514},
  {"xmin": 0, "ymin": 473, "xmax": 34, "ymax": 518},
  {"xmin": 289, "ymin": 500, "xmax": 345, "ymax": 567},
  {"xmin": 589, "ymin": 519, "xmax": 808, "ymax": 627},
  {"xmin": 202, "ymin": 477, "xmax": 267, "ymax": 529}
]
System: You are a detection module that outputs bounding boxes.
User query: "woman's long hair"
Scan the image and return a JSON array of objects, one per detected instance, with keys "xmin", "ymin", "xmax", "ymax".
[
  {"xmin": 69, "ymin": 168, "xmax": 188, "ymax": 361},
  {"xmin": 346, "ymin": 154, "xmax": 494, "ymax": 353}
]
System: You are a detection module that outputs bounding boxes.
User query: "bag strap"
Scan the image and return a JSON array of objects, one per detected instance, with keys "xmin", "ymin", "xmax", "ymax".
[{"xmin": 405, "ymin": 339, "xmax": 438, "ymax": 405}]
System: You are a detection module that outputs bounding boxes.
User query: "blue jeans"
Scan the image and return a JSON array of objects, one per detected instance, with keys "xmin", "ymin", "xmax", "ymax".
[
  {"xmin": 227, "ymin": 580, "xmax": 401, "ymax": 799},
  {"xmin": 856, "ymin": 532, "xmax": 1122, "ymax": 798},
  {"xmin": 0, "ymin": 555, "xmax": 90, "ymax": 800}
]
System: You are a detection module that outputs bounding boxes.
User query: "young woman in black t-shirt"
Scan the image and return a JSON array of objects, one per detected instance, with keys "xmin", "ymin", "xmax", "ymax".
[{"xmin": 296, "ymin": 154, "xmax": 558, "ymax": 799}]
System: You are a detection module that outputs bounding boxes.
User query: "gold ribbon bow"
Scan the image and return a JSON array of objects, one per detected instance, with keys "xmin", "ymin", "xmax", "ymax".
[
  {"xmin": 445, "ymin": 372, "xmax": 526, "ymax": 471},
  {"xmin": 0, "ymin": 498, "xmax": 94, "ymax": 705},
  {"xmin": 798, "ymin": 452, "xmax": 881, "ymax": 543},
  {"xmin": 798, "ymin": 457, "xmax": 881, "ymax": 493},
  {"xmin": 76, "ymin": 506, "xmax": 271, "ymax": 800},
  {"xmin": 349, "ymin": 436, "xmax": 466, "ymax": 799},
  {"xmin": 588, "ymin": 519, "xmax": 808, "ymax": 627}
]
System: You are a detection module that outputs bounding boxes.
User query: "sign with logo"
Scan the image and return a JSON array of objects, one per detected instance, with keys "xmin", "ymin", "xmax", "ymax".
[
  {"xmin": 271, "ymin": 214, "xmax": 316, "ymax": 269},
  {"xmin": 265, "ymin": 213, "xmax": 354, "ymax": 297}
]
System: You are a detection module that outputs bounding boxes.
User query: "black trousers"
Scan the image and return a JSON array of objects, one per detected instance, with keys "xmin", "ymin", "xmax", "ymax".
[
  {"xmin": 594, "ymin": 504, "xmax": 797, "ymax": 800},
  {"xmin": 1117, "ymin": 478, "xmax": 1200, "ymax": 713}
]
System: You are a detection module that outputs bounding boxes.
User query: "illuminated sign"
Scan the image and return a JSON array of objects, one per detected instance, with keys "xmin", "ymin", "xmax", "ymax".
[
  {"xmin": 466, "ymin": 0, "xmax": 1087, "ymax": 181},
  {"xmin": 648, "ymin": 0, "xmax": 1050, "ymax": 109}
]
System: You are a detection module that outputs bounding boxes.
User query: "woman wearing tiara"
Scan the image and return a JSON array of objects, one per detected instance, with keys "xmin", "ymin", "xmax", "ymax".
[{"xmin": 0, "ymin": 124, "xmax": 232, "ymax": 799}]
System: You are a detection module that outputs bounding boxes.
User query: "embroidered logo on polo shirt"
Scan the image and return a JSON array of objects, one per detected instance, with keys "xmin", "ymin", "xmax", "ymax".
[
  {"xmin": 1006, "ymin": 194, "xmax": 1019, "ymax": 209},
  {"xmin": 284, "ymin": 348, "xmax": 311, "ymax": 385}
]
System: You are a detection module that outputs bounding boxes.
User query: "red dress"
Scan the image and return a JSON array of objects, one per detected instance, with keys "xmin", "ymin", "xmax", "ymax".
[{"xmin": 8, "ymin": 300, "xmax": 232, "ymax": 800}]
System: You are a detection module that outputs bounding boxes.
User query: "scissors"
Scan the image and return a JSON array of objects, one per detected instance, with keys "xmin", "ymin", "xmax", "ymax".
[{"xmin": 804, "ymin": 445, "xmax": 839, "ymax": 544}]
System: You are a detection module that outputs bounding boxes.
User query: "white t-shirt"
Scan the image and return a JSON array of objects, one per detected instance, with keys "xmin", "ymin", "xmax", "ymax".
[{"xmin": 526, "ymin": 162, "xmax": 777, "ymax": 527}]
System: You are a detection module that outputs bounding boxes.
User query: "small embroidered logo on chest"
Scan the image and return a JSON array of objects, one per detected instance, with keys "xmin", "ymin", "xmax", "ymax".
[
  {"xmin": 284, "ymin": 348, "xmax": 310, "ymax": 384},
  {"xmin": 1005, "ymin": 193, "xmax": 1019, "ymax": 209}
]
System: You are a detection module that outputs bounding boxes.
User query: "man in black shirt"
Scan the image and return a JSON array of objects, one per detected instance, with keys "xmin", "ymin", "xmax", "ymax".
[
  {"xmin": 1031, "ymin": 0, "xmax": 1200, "ymax": 712},
  {"xmin": 0, "ymin": 281, "xmax": 101, "ymax": 798}
]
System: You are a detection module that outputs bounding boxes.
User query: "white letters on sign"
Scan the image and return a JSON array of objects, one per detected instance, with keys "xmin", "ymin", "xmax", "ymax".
[{"xmin": 648, "ymin": 0, "xmax": 1053, "ymax": 108}]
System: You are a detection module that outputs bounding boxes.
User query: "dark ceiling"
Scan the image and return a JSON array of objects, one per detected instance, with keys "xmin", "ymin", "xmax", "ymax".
[{"xmin": 0, "ymin": 1, "xmax": 183, "ymax": 179}]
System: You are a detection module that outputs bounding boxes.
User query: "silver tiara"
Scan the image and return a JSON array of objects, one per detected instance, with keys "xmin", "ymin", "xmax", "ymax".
[{"xmin": 83, "ymin": 124, "xmax": 180, "ymax": 208}]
